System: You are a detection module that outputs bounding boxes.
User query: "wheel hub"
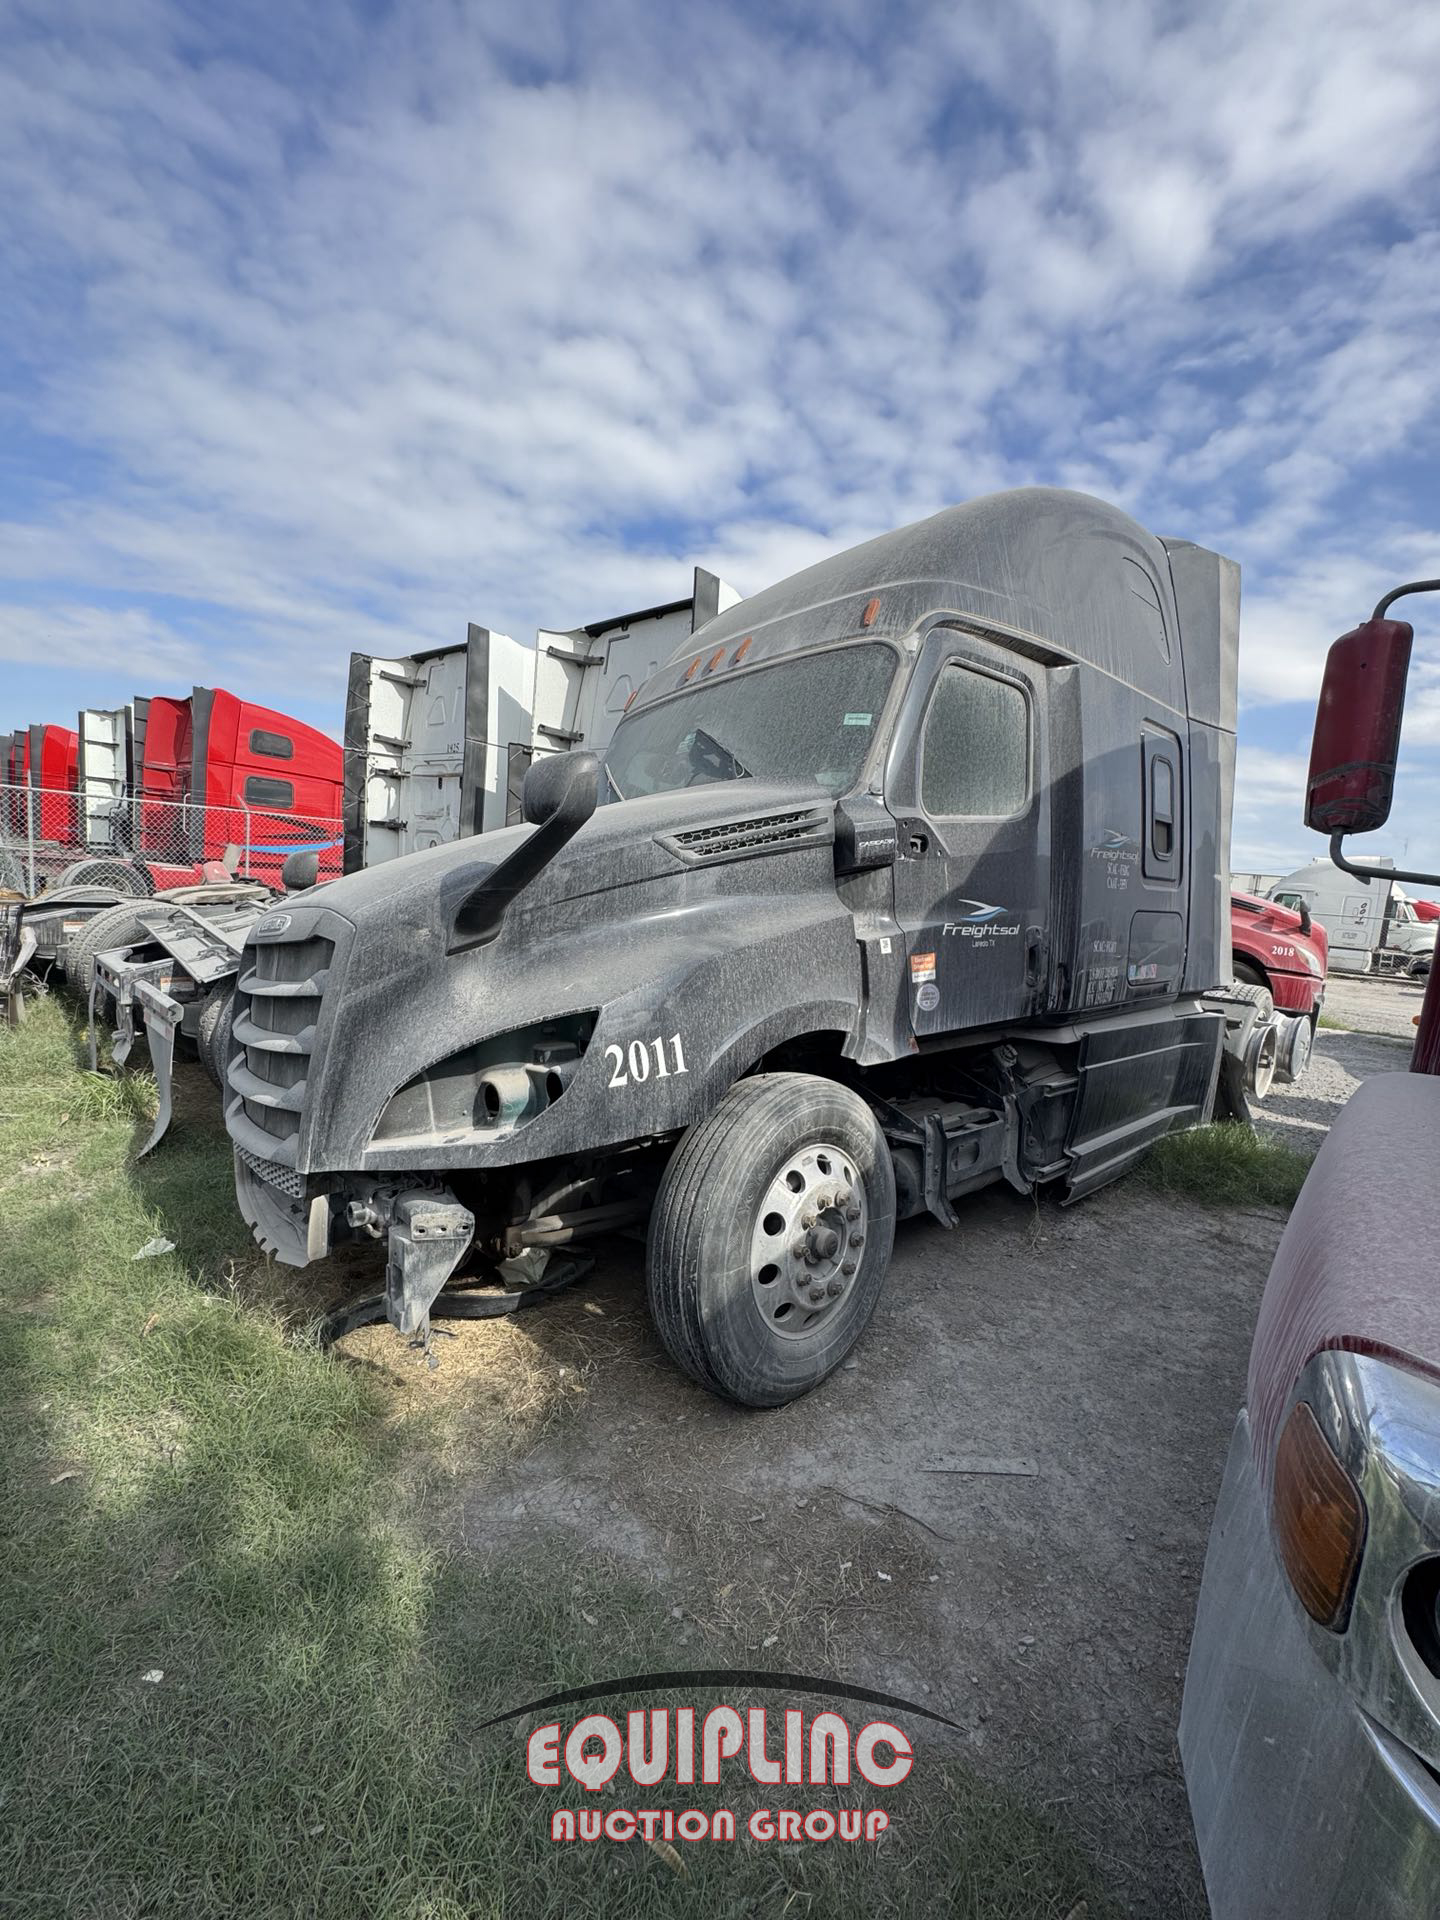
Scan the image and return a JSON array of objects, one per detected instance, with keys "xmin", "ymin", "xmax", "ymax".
[{"xmin": 749, "ymin": 1144, "xmax": 867, "ymax": 1339}]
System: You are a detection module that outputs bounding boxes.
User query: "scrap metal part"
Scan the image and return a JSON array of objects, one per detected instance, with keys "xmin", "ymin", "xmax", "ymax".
[
  {"xmin": 132, "ymin": 978, "xmax": 182, "ymax": 1157},
  {"xmin": 383, "ymin": 1189, "xmax": 476, "ymax": 1336},
  {"xmin": 0, "ymin": 897, "xmax": 37, "ymax": 1027},
  {"xmin": 319, "ymin": 1249, "xmax": 597, "ymax": 1354},
  {"xmin": 85, "ymin": 889, "xmax": 273, "ymax": 1151}
]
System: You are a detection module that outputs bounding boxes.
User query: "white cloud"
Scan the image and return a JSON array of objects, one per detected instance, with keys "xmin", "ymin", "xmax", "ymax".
[{"xmin": 1, "ymin": 0, "xmax": 1439, "ymax": 876}]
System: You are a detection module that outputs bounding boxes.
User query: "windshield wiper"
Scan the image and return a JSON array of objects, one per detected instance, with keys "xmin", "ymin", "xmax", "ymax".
[{"xmin": 604, "ymin": 763, "xmax": 625, "ymax": 802}]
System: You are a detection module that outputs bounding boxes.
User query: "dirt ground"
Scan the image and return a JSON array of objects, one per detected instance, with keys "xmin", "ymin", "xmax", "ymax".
[
  {"xmin": 195, "ymin": 1020, "xmax": 1407, "ymax": 1918},
  {"xmin": 1251, "ymin": 1023, "xmax": 1412, "ymax": 1153},
  {"xmin": 1319, "ymin": 967, "xmax": 1429, "ymax": 1040},
  {"xmin": 417, "ymin": 1181, "xmax": 1274, "ymax": 1919}
]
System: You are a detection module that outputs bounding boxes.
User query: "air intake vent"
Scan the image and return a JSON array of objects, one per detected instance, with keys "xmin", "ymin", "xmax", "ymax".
[
  {"xmin": 226, "ymin": 931, "xmax": 333, "ymax": 1162},
  {"xmin": 661, "ymin": 806, "xmax": 831, "ymax": 865}
]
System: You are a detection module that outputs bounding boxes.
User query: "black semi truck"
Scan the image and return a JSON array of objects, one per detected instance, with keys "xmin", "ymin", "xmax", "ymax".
[{"xmin": 224, "ymin": 487, "xmax": 1239, "ymax": 1405}]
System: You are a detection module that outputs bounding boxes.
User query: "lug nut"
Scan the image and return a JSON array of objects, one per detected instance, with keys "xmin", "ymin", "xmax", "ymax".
[
  {"xmin": 841, "ymin": 1260, "xmax": 856, "ymax": 1277},
  {"xmin": 845, "ymin": 1205, "xmax": 861, "ymax": 1222},
  {"xmin": 802, "ymin": 1213, "xmax": 815, "ymax": 1230},
  {"xmin": 851, "ymin": 1232, "xmax": 864, "ymax": 1248},
  {"xmin": 809, "ymin": 1287, "xmax": 827, "ymax": 1304},
  {"xmin": 827, "ymin": 1278, "xmax": 844, "ymax": 1297},
  {"xmin": 791, "ymin": 1238, "xmax": 808, "ymax": 1259}
]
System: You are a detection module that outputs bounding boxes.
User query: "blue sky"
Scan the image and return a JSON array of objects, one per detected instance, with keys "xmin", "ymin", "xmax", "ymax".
[{"xmin": 3, "ymin": 0, "xmax": 1440, "ymax": 880}]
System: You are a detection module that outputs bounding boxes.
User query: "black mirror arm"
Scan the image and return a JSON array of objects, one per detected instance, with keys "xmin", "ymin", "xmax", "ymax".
[
  {"xmin": 1328, "ymin": 833, "xmax": 1440, "ymax": 891},
  {"xmin": 448, "ymin": 753, "xmax": 599, "ymax": 953}
]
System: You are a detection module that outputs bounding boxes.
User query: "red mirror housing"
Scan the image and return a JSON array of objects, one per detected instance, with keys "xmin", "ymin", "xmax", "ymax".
[{"xmin": 1305, "ymin": 618, "xmax": 1413, "ymax": 834}]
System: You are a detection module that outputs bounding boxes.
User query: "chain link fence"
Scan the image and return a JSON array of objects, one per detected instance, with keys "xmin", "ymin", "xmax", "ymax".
[{"xmin": 0, "ymin": 781, "xmax": 343, "ymax": 898}]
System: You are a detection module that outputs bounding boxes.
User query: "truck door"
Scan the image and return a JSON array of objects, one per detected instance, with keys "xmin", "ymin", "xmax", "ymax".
[{"xmin": 886, "ymin": 630, "xmax": 1049, "ymax": 1035}]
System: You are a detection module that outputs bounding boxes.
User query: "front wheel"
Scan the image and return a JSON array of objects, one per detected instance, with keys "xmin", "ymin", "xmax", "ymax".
[{"xmin": 646, "ymin": 1072, "xmax": 896, "ymax": 1407}]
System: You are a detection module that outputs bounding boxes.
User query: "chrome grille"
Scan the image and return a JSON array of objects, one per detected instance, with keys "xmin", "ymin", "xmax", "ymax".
[{"xmin": 228, "ymin": 933, "xmax": 332, "ymax": 1149}]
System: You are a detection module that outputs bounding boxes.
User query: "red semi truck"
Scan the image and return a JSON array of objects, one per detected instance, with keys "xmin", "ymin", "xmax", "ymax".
[
  {"xmin": 3, "ymin": 688, "xmax": 342, "ymax": 896},
  {"xmin": 134, "ymin": 687, "xmax": 343, "ymax": 886},
  {"xmin": 1228, "ymin": 889, "xmax": 1328, "ymax": 1086}
]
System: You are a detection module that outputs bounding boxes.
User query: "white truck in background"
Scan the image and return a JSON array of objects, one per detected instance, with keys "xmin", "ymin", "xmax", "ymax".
[
  {"xmin": 1266, "ymin": 855, "xmax": 1437, "ymax": 974},
  {"xmin": 342, "ymin": 567, "xmax": 741, "ymax": 872}
]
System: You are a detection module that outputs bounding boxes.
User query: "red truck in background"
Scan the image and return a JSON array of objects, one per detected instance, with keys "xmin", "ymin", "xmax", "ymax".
[
  {"xmin": 1229, "ymin": 891, "xmax": 1328, "ymax": 1015},
  {"xmin": 3, "ymin": 722, "xmax": 79, "ymax": 840},
  {"xmin": 136, "ymin": 688, "xmax": 343, "ymax": 886},
  {"xmin": 2, "ymin": 687, "xmax": 342, "ymax": 906},
  {"xmin": 28, "ymin": 723, "xmax": 79, "ymax": 840},
  {"xmin": 1228, "ymin": 890, "xmax": 1328, "ymax": 1090}
]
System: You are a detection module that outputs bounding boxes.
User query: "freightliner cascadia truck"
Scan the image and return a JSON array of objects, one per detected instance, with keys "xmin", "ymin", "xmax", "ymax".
[{"xmin": 223, "ymin": 487, "xmax": 1245, "ymax": 1406}]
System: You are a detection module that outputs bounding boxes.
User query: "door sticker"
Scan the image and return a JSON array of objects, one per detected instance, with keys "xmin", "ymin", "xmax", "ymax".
[
  {"xmin": 915, "ymin": 982, "xmax": 940, "ymax": 1012},
  {"xmin": 941, "ymin": 899, "xmax": 1021, "ymax": 939},
  {"xmin": 909, "ymin": 952, "xmax": 936, "ymax": 982}
]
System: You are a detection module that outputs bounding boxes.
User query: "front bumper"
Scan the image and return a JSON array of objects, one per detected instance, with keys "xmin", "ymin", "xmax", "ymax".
[
  {"xmin": 1180, "ymin": 1411, "xmax": 1440, "ymax": 1919},
  {"xmin": 1267, "ymin": 969, "xmax": 1322, "ymax": 1018}
]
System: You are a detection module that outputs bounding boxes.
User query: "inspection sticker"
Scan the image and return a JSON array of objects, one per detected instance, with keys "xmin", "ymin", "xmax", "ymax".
[
  {"xmin": 916, "ymin": 982, "xmax": 940, "ymax": 1012},
  {"xmin": 909, "ymin": 952, "xmax": 936, "ymax": 983},
  {"xmin": 842, "ymin": 712, "xmax": 873, "ymax": 726}
]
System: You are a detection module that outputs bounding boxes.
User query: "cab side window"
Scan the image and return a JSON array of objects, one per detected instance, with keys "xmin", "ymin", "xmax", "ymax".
[
  {"xmin": 244, "ymin": 775, "xmax": 294, "ymax": 809},
  {"xmin": 921, "ymin": 665, "xmax": 1029, "ymax": 818}
]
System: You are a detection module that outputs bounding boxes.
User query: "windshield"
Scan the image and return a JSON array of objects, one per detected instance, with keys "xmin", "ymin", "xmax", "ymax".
[{"xmin": 603, "ymin": 643, "xmax": 896, "ymax": 801}]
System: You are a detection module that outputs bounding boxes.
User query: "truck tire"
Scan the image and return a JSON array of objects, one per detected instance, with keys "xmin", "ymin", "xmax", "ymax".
[
  {"xmin": 1228, "ymin": 981, "xmax": 1278, "ymax": 1101},
  {"xmin": 197, "ymin": 985, "xmax": 235, "ymax": 1090},
  {"xmin": 56, "ymin": 858, "xmax": 153, "ymax": 896},
  {"xmin": 646, "ymin": 1072, "xmax": 897, "ymax": 1408},
  {"xmin": 65, "ymin": 901, "xmax": 153, "ymax": 1002},
  {"xmin": 1232, "ymin": 958, "xmax": 1271, "ymax": 999}
]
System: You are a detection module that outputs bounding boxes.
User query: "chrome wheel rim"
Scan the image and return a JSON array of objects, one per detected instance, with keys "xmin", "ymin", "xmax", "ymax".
[
  {"xmin": 748, "ymin": 1141, "xmax": 867, "ymax": 1340},
  {"xmin": 1287, "ymin": 1016, "xmax": 1313, "ymax": 1079}
]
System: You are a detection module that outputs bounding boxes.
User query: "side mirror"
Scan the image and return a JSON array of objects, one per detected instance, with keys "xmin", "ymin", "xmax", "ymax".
[
  {"xmin": 281, "ymin": 847, "xmax": 320, "ymax": 892},
  {"xmin": 451, "ymin": 751, "xmax": 600, "ymax": 952},
  {"xmin": 1298, "ymin": 900, "xmax": 1312, "ymax": 936},
  {"xmin": 522, "ymin": 750, "xmax": 600, "ymax": 828},
  {"xmin": 1306, "ymin": 619, "xmax": 1413, "ymax": 835}
]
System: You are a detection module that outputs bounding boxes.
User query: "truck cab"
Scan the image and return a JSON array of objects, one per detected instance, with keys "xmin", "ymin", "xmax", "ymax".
[{"xmin": 225, "ymin": 487, "xmax": 1240, "ymax": 1404}]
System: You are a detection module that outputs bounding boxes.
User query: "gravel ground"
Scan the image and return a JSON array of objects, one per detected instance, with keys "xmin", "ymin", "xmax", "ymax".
[
  {"xmin": 1319, "ymin": 969, "xmax": 1428, "ymax": 1040},
  {"xmin": 1251, "ymin": 1024, "xmax": 1413, "ymax": 1154}
]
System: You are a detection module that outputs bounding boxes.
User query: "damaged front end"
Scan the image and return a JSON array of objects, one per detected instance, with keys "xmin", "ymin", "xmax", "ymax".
[{"xmin": 225, "ymin": 761, "xmax": 861, "ymax": 1356}]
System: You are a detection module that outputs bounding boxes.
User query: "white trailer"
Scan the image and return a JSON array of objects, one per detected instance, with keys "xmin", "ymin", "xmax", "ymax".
[
  {"xmin": 342, "ymin": 625, "xmax": 536, "ymax": 872},
  {"xmin": 343, "ymin": 568, "xmax": 741, "ymax": 872},
  {"xmin": 530, "ymin": 567, "xmax": 740, "ymax": 759},
  {"xmin": 1268, "ymin": 856, "xmax": 1437, "ymax": 973}
]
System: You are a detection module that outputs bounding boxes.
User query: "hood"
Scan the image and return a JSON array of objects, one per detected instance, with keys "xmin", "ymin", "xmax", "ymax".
[
  {"xmin": 1233, "ymin": 890, "xmax": 1328, "ymax": 965},
  {"xmin": 292, "ymin": 777, "xmax": 837, "ymax": 933}
]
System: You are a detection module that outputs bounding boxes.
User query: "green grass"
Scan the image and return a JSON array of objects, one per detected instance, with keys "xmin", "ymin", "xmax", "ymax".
[
  {"xmin": 1142, "ymin": 1122, "xmax": 1314, "ymax": 1209},
  {"xmin": 1317, "ymin": 1011, "xmax": 1351, "ymax": 1031},
  {"xmin": 0, "ymin": 999, "xmax": 1116, "ymax": 1920}
]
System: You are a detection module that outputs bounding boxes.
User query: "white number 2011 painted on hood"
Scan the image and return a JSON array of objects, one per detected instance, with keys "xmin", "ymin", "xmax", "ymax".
[{"xmin": 605, "ymin": 1034, "xmax": 688, "ymax": 1089}]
